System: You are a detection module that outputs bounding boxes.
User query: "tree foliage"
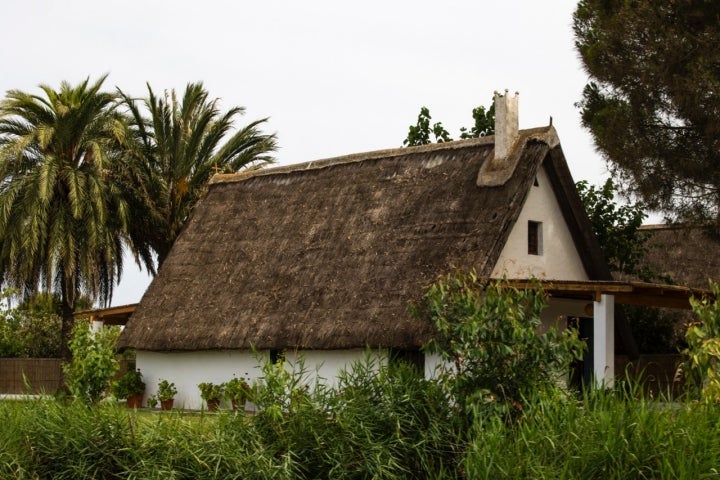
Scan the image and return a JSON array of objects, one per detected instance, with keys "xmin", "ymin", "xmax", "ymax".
[
  {"xmin": 0, "ymin": 76, "xmax": 131, "ymax": 357},
  {"xmin": 0, "ymin": 77, "xmax": 276, "ymax": 355},
  {"xmin": 684, "ymin": 282, "xmax": 720, "ymax": 402},
  {"xmin": 119, "ymin": 83, "xmax": 277, "ymax": 266},
  {"xmin": 63, "ymin": 320, "xmax": 120, "ymax": 404},
  {"xmin": 575, "ymin": 178, "xmax": 652, "ymax": 279},
  {"xmin": 418, "ymin": 273, "xmax": 584, "ymax": 422},
  {"xmin": 0, "ymin": 290, "xmax": 62, "ymax": 358},
  {"xmin": 403, "ymin": 101, "xmax": 494, "ymax": 147},
  {"xmin": 574, "ymin": 0, "xmax": 720, "ymax": 225}
]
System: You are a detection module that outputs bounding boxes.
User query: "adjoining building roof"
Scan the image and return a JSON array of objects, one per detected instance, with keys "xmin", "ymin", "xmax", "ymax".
[
  {"xmin": 118, "ymin": 126, "xmax": 612, "ymax": 352},
  {"xmin": 637, "ymin": 224, "xmax": 720, "ymax": 290}
]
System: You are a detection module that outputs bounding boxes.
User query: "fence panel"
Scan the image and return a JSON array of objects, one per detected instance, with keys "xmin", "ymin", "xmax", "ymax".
[{"xmin": 0, "ymin": 358, "xmax": 64, "ymax": 394}]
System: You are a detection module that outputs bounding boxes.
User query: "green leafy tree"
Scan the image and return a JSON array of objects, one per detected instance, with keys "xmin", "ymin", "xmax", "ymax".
[
  {"xmin": 63, "ymin": 320, "xmax": 120, "ymax": 404},
  {"xmin": 574, "ymin": 1, "xmax": 720, "ymax": 225},
  {"xmin": 418, "ymin": 273, "xmax": 584, "ymax": 422},
  {"xmin": 119, "ymin": 83, "xmax": 277, "ymax": 266},
  {"xmin": 683, "ymin": 282, "xmax": 720, "ymax": 402},
  {"xmin": 575, "ymin": 179, "xmax": 652, "ymax": 280},
  {"xmin": 577, "ymin": 178, "xmax": 684, "ymax": 353},
  {"xmin": 403, "ymin": 101, "xmax": 494, "ymax": 147},
  {"xmin": 0, "ymin": 76, "xmax": 132, "ymax": 358}
]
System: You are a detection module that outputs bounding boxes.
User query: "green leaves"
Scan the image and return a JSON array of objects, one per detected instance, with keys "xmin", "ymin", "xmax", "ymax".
[
  {"xmin": 63, "ymin": 321, "xmax": 120, "ymax": 405},
  {"xmin": 0, "ymin": 76, "xmax": 131, "ymax": 356},
  {"xmin": 574, "ymin": 0, "xmax": 720, "ymax": 225},
  {"xmin": 575, "ymin": 178, "xmax": 652, "ymax": 279},
  {"xmin": 119, "ymin": 82, "xmax": 277, "ymax": 266},
  {"xmin": 402, "ymin": 99, "xmax": 495, "ymax": 147},
  {"xmin": 419, "ymin": 273, "xmax": 584, "ymax": 422},
  {"xmin": 683, "ymin": 282, "xmax": 720, "ymax": 403}
]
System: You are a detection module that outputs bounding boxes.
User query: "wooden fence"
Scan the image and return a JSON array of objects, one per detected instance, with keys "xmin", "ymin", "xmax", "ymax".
[
  {"xmin": 616, "ymin": 354, "xmax": 685, "ymax": 398},
  {"xmin": 0, "ymin": 358, "xmax": 64, "ymax": 394}
]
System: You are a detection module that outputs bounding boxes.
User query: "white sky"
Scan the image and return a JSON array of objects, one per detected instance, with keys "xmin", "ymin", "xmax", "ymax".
[{"xmin": 2, "ymin": 0, "xmax": 612, "ymax": 306}]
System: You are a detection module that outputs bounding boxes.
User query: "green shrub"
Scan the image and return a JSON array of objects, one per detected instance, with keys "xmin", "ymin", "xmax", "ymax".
[
  {"xmin": 156, "ymin": 379, "xmax": 177, "ymax": 401},
  {"xmin": 63, "ymin": 322, "xmax": 120, "ymax": 405},
  {"xmin": 418, "ymin": 273, "xmax": 584, "ymax": 422},
  {"xmin": 2, "ymin": 376, "xmax": 720, "ymax": 478},
  {"xmin": 111, "ymin": 369, "xmax": 145, "ymax": 399},
  {"xmin": 0, "ymin": 289, "xmax": 62, "ymax": 358},
  {"xmin": 683, "ymin": 281, "xmax": 720, "ymax": 402},
  {"xmin": 198, "ymin": 382, "xmax": 224, "ymax": 400}
]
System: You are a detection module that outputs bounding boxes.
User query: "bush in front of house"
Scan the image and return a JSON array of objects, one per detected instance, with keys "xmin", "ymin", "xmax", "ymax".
[
  {"xmin": 63, "ymin": 321, "xmax": 120, "ymax": 405},
  {"xmin": 6, "ymin": 278, "xmax": 720, "ymax": 477},
  {"xmin": 417, "ymin": 273, "xmax": 585, "ymax": 423},
  {"xmin": 4, "ymin": 368, "xmax": 720, "ymax": 478}
]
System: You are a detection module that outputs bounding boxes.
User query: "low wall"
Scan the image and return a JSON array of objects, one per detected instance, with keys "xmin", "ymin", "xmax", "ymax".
[{"xmin": 0, "ymin": 358, "xmax": 64, "ymax": 394}]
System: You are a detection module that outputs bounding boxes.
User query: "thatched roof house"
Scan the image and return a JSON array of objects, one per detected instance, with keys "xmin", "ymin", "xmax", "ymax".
[
  {"xmin": 118, "ymin": 124, "xmax": 609, "ymax": 354},
  {"xmin": 639, "ymin": 225, "xmax": 720, "ymax": 289},
  {"xmin": 118, "ymin": 94, "xmax": 641, "ymax": 408}
]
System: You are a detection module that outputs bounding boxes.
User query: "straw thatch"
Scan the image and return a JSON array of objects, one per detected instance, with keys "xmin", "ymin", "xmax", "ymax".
[
  {"xmin": 639, "ymin": 225, "xmax": 720, "ymax": 289},
  {"xmin": 118, "ymin": 126, "xmax": 610, "ymax": 352}
]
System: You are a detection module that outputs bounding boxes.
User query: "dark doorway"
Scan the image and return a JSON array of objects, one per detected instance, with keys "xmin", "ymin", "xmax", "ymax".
[{"xmin": 568, "ymin": 316, "xmax": 594, "ymax": 388}]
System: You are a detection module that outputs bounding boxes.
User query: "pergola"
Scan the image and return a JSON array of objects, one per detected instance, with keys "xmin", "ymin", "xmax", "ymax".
[{"xmin": 506, "ymin": 279, "xmax": 711, "ymax": 385}]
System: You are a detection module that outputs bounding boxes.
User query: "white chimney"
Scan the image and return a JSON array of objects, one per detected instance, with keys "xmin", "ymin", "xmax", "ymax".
[{"xmin": 494, "ymin": 90, "xmax": 519, "ymax": 162}]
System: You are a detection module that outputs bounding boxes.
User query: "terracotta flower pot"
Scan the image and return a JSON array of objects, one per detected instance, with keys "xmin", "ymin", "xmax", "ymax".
[
  {"xmin": 206, "ymin": 398, "xmax": 220, "ymax": 412},
  {"xmin": 126, "ymin": 393, "xmax": 144, "ymax": 409},
  {"xmin": 160, "ymin": 398, "xmax": 174, "ymax": 411}
]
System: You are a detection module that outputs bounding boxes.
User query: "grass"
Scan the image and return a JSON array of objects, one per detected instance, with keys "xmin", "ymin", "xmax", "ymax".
[{"xmin": 2, "ymin": 370, "xmax": 720, "ymax": 479}]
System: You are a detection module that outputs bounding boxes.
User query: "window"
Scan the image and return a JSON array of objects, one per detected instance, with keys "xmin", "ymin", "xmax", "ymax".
[
  {"xmin": 270, "ymin": 349, "xmax": 285, "ymax": 364},
  {"xmin": 389, "ymin": 349, "xmax": 424, "ymax": 374},
  {"xmin": 528, "ymin": 221, "xmax": 543, "ymax": 255}
]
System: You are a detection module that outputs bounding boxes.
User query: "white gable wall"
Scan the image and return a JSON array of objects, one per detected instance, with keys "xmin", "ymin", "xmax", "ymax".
[{"xmin": 491, "ymin": 164, "xmax": 589, "ymax": 281}]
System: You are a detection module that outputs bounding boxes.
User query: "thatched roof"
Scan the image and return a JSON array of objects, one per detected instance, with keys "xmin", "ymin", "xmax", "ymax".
[
  {"xmin": 639, "ymin": 225, "xmax": 720, "ymax": 289},
  {"xmin": 118, "ymin": 126, "xmax": 610, "ymax": 352}
]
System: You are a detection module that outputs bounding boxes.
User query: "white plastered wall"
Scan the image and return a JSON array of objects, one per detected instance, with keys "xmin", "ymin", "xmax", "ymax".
[
  {"xmin": 491, "ymin": 164, "xmax": 589, "ymax": 281},
  {"xmin": 136, "ymin": 348, "xmax": 383, "ymax": 410}
]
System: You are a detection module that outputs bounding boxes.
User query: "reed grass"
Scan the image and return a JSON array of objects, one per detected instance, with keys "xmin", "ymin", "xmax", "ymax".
[{"xmin": 1, "ymin": 369, "xmax": 720, "ymax": 479}]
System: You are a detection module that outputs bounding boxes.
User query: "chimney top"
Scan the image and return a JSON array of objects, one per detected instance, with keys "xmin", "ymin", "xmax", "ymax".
[{"xmin": 494, "ymin": 90, "xmax": 519, "ymax": 163}]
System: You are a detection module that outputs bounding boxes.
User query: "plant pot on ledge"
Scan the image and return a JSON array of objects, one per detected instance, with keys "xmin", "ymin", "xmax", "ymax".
[
  {"xmin": 111, "ymin": 369, "xmax": 146, "ymax": 409},
  {"xmin": 127, "ymin": 393, "xmax": 144, "ymax": 409},
  {"xmin": 198, "ymin": 382, "xmax": 224, "ymax": 412},
  {"xmin": 156, "ymin": 379, "xmax": 178, "ymax": 411},
  {"xmin": 225, "ymin": 377, "xmax": 250, "ymax": 412},
  {"xmin": 206, "ymin": 398, "xmax": 220, "ymax": 412}
]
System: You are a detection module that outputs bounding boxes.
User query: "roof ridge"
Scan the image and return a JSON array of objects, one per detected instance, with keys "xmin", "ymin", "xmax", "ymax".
[{"xmin": 212, "ymin": 125, "xmax": 557, "ymax": 185}]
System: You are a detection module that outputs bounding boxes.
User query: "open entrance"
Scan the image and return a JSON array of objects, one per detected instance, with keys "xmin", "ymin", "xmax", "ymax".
[{"xmin": 568, "ymin": 316, "xmax": 594, "ymax": 388}]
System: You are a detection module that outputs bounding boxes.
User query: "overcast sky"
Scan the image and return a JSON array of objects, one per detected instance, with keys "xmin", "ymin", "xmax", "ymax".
[{"xmin": 2, "ymin": 0, "xmax": 611, "ymax": 306}]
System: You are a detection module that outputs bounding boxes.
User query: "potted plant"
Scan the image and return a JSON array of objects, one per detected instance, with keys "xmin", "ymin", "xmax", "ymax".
[
  {"xmin": 198, "ymin": 382, "xmax": 224, "ymax": 411},
  {"xmin": 112, "ymin": 369, "xmax": 145, "ymax": 408},
  {"xmin": 157, "ymin": 379, "xmax": 177, "ymax": 410},
  {"xmin": 146, "ymin": 395, "xmax": 158, "ymax": 409},
  {"xmin": 224, "ymin": 377, "xmax": 250, "ymax": 411}
]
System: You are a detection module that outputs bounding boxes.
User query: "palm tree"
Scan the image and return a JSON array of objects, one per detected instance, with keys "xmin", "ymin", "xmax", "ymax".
[
  {"xmin": 120, "ymin": 82, "xmax": 277, "ymax": 266},
  {"xmin": 0, "ymin": 75, "xmax": 133, "ymax": 357}
]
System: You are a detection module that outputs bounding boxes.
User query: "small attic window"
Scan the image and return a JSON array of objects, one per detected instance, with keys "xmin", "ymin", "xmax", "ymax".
[
  {"xmin": 533, "ymin": 176, "xmax": 539, "ymax": 187},
  {"xmin": 528, "ymin": 221, "xmax": 543, "ymax": 255}
]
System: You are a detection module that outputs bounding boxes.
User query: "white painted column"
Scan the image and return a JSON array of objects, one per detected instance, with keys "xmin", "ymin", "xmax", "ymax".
[{"xmin": 593, "ymin": 294, "xmax": 615, "ymax": 386}]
